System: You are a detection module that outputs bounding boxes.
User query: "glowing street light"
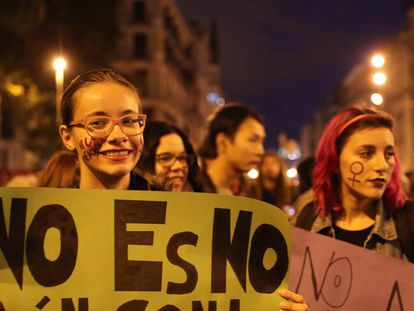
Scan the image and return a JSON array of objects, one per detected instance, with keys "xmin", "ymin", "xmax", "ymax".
[
  {"xmin": 247, "ymin": 168, "xmax": 259, "ymax": 179},
  {"xmin": 371, "ymin": 93, "xmax": 383, "ymax": 106},
  {"xmin": 53, "ymin": 56, "xmax": 67, "ymax": 123},
  {"xmin": 286, "ymin": 167, "xmax": 298, "ymax": 179},
  {"xmin": 369, "ymin": 52, "xmax": 386, "ymax": 106},
  {"xmin": 371, "ymin": 54, "xmax": 385, "ymax": 68},
  {"xmin": 372, "ymin": 72, "xmax": 386, "ymax": 86}
]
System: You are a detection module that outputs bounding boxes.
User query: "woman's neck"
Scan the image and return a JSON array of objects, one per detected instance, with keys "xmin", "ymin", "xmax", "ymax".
[
  {"xmin": 336, "ymin": 193, "xmax": 376, "ymax": 230},
  {"xmin": 261, "ymin": 177, "xmax": 276, "ymax": 190},
  {"xmin": 80, "ymin": 173, "xmax": 130, "ymax": 190}
]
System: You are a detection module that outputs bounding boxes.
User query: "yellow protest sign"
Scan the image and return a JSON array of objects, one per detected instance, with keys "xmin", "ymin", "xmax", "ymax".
[{"xmin": 0, "ymin": 188, "xmax": 290, "ymax": 310}]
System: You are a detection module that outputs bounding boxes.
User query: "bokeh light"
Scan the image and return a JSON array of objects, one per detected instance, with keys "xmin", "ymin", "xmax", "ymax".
[
  {"xmin": 286, "ymin": 167, "xmax": 298, "ymax": 179},
  {"xmin": 371, "ymin": 54, "xmax": 385, "ymax": 68},
  {"xmin": 247, "ymin": 168, "xmax": 259, "ymax": 179},
  {"xmin": 53, "ymin": 57, "xmax": 67, "ymax": 71},
  {"xmin": 372, "ymin": 72, "xmax": 386, "ymax": 85},
  {"xmin": 371, "ymin": 93, "xmax": 383, "ymax": 105}
]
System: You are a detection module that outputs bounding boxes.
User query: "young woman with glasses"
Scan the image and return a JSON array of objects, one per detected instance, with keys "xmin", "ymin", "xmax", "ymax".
[
  {"xmin": 59, "ymin": 69, "xmax": 149, "ymax": 190},
  {"xmin": 136, "ymin": 120, "xmax": 204, "ymax": 192}
]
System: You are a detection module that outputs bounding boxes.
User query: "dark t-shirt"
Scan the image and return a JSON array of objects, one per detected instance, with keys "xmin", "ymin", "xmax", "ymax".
[
  {"xmin": 129, "ymin": 172, "xmax": 151, "ymax": 190},
  {"xmin": 262, "ymin": 188, "xmax": 274, "ymax": 205},
  {"xmin": 332, "ymin": 223, "xmax": 374, "ymax": 247}
]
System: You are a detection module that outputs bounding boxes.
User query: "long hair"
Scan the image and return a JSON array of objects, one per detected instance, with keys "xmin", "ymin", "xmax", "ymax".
[
  {"xmin": 136, "ymin": 120, "xmax": 204, "ymax": 192},
  {"xmin": 258, "ymin": 149, "xmax": 291, "ymax": 207},
  {"xmin": 313, "ymin": 104, "xmax": 407, "ymax": 217},
  {"xmin": 37, "ymin": 150, "xmax": 79, "ymax": 188},
  {"xmin": 297, "ymin": 156, "xmax": 315, "ymax": 194}
]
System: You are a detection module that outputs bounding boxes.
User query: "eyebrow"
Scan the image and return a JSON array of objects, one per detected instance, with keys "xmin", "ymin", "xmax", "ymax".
[
  {"xmin": 83, "ymin": 109, "xmax": 138, "ymax": 118},
  {"xmin": 357, "ymin": 144, "xmax": 395, "ymax": 149},
  {"xmin": 122, "ymin": 109, "xmax": 139, "ymax": 114}
]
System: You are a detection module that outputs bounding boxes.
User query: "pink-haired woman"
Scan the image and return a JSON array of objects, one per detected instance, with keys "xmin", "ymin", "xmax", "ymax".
[{"xmin": 296, "ymin": 104, "xmax": 414, "ymax": 262}]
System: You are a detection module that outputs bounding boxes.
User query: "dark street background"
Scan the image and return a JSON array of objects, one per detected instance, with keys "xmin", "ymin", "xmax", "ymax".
[{"xmin": 177, "ymin": 0, "xmax": 406, "ymax": 146}]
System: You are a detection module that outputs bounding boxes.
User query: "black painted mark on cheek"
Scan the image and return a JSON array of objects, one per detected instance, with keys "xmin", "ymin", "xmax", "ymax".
[
  {"xmin": 81, "ymin": 138, "xmax": 91, "ymax": 161},
  {"xmin": 348, "ymin": 161, "xmax": 364, "ymax": 187},
  {"xmin": 79, "ymin": 139, "xmax": 85, "ymax": 150},
  {"xmin": 84, "ymin": 137, "xmax": 92, "ymax": 147},
  {"xmin": 91, "ymin": 137, "xmax": 105, "ymax": 155},
  {"xmin": 81, "ymin": 137, "xmax": 105, "ymax": 162}
]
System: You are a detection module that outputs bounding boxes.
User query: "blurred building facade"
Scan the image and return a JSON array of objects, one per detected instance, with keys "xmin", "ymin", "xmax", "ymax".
[
  {"xmin": 113, "ymin": 0, "xmax": 222, "ymax": 145},
  {"xmin": 301, "ymin": 1, "xmax": 414, "ymax": 173},
  {"xmin": 0, "ymin": 0, "xmax": 222, "ymax": 180}
]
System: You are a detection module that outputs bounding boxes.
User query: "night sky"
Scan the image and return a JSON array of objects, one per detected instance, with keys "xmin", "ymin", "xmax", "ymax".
[{"xmin": 177, "ymin": 0, "xmax": 407, "ymax": 147}]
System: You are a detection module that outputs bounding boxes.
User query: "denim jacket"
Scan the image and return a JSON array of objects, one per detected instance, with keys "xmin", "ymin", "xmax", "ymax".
[{"xmin": 295, "ymin": 200, "xmax": 407, "ymax": 261}]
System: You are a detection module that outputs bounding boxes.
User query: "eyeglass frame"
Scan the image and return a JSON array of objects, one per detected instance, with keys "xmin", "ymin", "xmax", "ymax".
[
  {"xmin": 67, "ymin": 113, "xmax": 147, "ymax": 138},
  {"xmin": 155, "ymin": 153, "xmax": 196, "ymax": 167}
]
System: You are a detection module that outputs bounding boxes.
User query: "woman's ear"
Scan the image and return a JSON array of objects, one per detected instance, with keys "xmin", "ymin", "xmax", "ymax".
[{"xmin": 59, "ymin": 125, "xmax": 76, "ymax": 151}]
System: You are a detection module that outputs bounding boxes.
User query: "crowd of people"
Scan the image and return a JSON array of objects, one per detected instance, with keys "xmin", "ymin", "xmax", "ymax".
[{"xmin": 6, "ymin": 68, "xmax": 414, "ymax": 309}]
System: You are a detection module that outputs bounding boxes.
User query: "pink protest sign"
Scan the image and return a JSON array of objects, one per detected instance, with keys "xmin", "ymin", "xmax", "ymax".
[{"xmin": 290, "ymin": 227, "xmax": 414, "ymax": 310}]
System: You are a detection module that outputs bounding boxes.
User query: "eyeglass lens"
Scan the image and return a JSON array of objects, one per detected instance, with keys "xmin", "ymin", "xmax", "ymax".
[
  {"xmin": 86, "ymin": 115, "xmax": 145, "ymax": 137},
  {"xmin": 156, "ymin": 153, "xmax": 195, "ymax": 166}
]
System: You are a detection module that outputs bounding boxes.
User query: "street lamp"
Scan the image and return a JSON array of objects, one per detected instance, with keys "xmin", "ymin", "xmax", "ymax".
[
  {"xmin": 372, "ymin": 72, "xmax": 387, "ymax": 86},
  {"xmin": 370, "ymin": 93, "xmax": 383, "ymax": 106},
  {"xmin": 370, "ymin": 53, "xmax": 386, "ymax": 105},
  {"xmin": 371, "ymin": 54, "xmax": 385, "ymax": 68},
  {"xmin": 53, "ymin": 56, "xmax": 67, "ymax": 123}
]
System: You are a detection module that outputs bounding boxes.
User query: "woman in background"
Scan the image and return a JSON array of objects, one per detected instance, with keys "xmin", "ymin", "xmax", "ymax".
[
  {"xmin": 292, "ymin": 156, "xmax": 315, "ymax": 217},
  {"xmin": 247, "ymin": 149, "xmax": 292, "ymax": 209},
  {"xmin": 136, "ymin": 120, "xmax": 203, "ymax": 192}
]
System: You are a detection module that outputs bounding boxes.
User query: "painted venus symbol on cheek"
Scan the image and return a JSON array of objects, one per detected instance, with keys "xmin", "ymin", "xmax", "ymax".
[{"xmin": 348, "ymin": 161, "xmax": 364, "ymax": 187}]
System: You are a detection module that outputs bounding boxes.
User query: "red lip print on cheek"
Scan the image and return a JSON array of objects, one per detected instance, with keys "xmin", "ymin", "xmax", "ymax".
[
  {"xmin": 348, "ymin": 161, "xmax": 364, "ymax": 187},
  {"xmin": 79, "ymin": 137, "xmax": 106, "ymax": 162}
]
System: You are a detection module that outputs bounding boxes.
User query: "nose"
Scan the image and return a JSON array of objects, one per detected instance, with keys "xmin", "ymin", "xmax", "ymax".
[
  {"xmin": 170, "ymin": 157, "xmax": 186, "ymax": 171},
  {"xmin": 374, "ymin": 153, "xmax": 389, "ymax": 173},
  {"xmin": 107, "ymin": 124, "xmax": 128, "ymax": 143}
]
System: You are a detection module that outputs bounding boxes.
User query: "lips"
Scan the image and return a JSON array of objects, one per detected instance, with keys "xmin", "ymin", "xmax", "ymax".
[
  {"xmin": 100, "ymin": 149, "xmax": 132, "ymax": 160},
  {"xmin": 168, "ymin": 175, "xmax": 185, "ymax": 181},
  {"xmin": 167, "ymin": 174, "xmax": 186, "ymax": 185},
  {"xmin": 368, "ymin": 178, "xmax": 387, "ymax": 187}
]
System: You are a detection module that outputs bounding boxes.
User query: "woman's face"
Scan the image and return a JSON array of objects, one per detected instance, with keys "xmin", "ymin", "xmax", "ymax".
[
  {"xmin": 339, "ymin": 127, "xmax": 395, "ymax": 204},
  {"xmin": 154, "ymin": 133, "xmax": 189, "ymax": 192},
  {"xmin": 260, "ymin": 155, "xmax": 281, "ymax": 179},
  {"xmin": 60, "ymin": 82, "xmax": 144, "ymax": 187}
]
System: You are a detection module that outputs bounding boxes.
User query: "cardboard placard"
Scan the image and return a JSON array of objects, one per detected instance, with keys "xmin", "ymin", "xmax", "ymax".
[
  {"xmin": 0, "ymin": 188, "xmax": 290, "ymax": 310},
  {"xmin": 290, "ymin": 227, "xmax": 414, "ymax": 310}
]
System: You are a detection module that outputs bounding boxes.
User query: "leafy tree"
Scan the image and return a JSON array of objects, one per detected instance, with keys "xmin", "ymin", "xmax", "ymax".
[{"xmin": 0, "ymin": 0, "xmax": 118, "ymax": 168}]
